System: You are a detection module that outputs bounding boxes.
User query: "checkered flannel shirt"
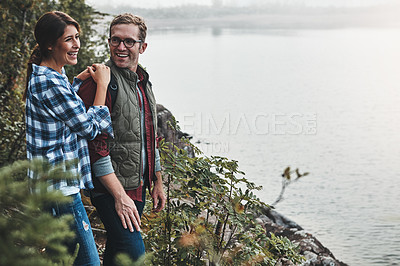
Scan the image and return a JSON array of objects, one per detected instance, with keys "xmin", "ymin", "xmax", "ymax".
[{"xmin": 25, "ymin": 64, "xmax": 113, "ymax": 190}]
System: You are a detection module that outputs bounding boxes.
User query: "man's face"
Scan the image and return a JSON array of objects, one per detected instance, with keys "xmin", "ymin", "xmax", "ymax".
[{"xmin": 109, "ymin": 24, "xmax": 147, "ymax": 72}]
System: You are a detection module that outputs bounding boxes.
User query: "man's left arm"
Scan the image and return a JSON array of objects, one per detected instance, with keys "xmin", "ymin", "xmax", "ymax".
[{"xmin": 152, "ymin": 148, "xmax": 166, "ymax": 212}]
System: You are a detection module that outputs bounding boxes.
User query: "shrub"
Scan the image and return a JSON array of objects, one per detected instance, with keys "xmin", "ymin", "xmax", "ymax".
[
  {"xmin": 0, "ymin": 159, "xmax": 77, "ymax": 265},
  {"xmin": 141, "ymin": 121, "xmax": 304, "ymax": 265}
]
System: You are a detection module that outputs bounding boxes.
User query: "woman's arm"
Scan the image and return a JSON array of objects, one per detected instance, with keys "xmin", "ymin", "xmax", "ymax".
[{"xmin": 41, "ymin": 72, "xmax": 112, "ymax": 140}]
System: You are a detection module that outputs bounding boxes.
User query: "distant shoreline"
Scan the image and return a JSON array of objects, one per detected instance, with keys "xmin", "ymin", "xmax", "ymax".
[
  {"xmin": 146, "ymin": 12, "xmax": 400, "ymax": 31},
  {"xmin": 96, "ymin": 5, "xmax": 400, "ymax": 31}
]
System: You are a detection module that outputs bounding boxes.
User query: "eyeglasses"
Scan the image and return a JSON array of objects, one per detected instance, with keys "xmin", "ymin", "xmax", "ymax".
[{"xmin": 109, "ymin": 37, "xmax": 142, "ymax": 48}]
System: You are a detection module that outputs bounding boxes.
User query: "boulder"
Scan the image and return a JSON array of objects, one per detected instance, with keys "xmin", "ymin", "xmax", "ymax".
[
  {"xmin": 259, "ymin": 207, "xmax": 348, "ymax": 266},
  {"xmin": 156, "ymin": 104, "xmax": 194, "ymax": 157}
]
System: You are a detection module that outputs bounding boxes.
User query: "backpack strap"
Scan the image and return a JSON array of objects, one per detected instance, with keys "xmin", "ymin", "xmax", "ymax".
[{"xmin": 108, "ymin": 72, "xmax": 118, "ymax": 108}]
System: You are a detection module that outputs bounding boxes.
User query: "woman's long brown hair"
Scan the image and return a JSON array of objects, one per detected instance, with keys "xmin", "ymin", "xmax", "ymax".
[{"xmin": 23, "ymin": 11, "xmax": 80, "ymax": 101}]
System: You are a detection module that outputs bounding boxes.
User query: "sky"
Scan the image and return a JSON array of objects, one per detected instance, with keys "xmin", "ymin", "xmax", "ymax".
[{"xmin": 86, "ymin": 0, "xmax": 394, "ymax": 9}]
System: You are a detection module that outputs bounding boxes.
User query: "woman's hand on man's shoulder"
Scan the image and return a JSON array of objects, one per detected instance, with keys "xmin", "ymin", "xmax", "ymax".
[{"xmin": 89, "ymin": 64, "xmax": 110, "ymax": 90}]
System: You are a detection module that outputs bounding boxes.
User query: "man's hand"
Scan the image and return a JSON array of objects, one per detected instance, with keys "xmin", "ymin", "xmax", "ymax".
[
  {"xmin": 151, "ymin": 171, "xmax": 166, "ymax": 212},
  {"xmin": 114, "ymin": 192, "xmax": 141, "ymax": 232},
  {"xmin": 99, "ymin": 173, "xmax": 141, "ymax": 232}
]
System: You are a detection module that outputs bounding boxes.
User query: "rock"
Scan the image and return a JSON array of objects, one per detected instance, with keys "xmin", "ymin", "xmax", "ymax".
[
  {"xmin": 258, "ymin": 207, "xmax": 348, "ymax": 266},
  {"xmin": 276, "ymin": 258, "xmax": 297, "ymax": 266},
  {"xmin": 156, "ymin": 104, "xmax": 194, "ymax": 157},
  {"xmin": 263, "ymin": 208, "xmax": 303, "ymax": 230}
]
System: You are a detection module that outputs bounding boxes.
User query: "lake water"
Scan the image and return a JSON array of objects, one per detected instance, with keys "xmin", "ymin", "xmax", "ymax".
[{"xmin": 141, "ymin": 27, "xmax": 400, "ymax": 265}]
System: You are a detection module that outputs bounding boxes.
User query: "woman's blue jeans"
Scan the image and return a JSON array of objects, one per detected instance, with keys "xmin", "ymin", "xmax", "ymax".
[
  {"xmin": 49, "ymin": 192, "xmax": 100, "ymax": 266},
  {"xmin": 91, "ymin": 192, "xmax": 146, "ymax": 266}
]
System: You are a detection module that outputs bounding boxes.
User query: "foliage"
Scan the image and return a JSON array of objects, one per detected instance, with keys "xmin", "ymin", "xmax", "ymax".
[
  {"xmin": 0, "ymin": 0, "xmax": 108, "ymax": 166},
  {"xmin": 0, "ymin": 159, "xmax": 78, "ymax": 265},
  {"xmin": 141, "ymin": 120, "xmax": 304, "ymax": 265},
  {"xmin": 267, "ymin": 233, "xmax": 304, "ymax": 264},
  {"xmin": 271, "ymin": 167, "xmax": 309, "ymax": 207},
  {"xmin": 115, "ymin": 253, "xmax": 153, "ymax": 266},
  {"xmin": 0, "ymin": 0, "xmax": 55, "ymax": 166}
]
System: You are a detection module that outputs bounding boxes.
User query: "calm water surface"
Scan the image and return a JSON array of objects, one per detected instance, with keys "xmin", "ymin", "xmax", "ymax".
[{"xmin": 141, "ymin": 27, "xmax": 400, "ymax": 265}]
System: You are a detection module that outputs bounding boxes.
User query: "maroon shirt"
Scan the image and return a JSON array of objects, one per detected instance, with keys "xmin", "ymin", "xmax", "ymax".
[{"xmin": 78, "ymin": 68, "xmax": 156, "ymax": 201}]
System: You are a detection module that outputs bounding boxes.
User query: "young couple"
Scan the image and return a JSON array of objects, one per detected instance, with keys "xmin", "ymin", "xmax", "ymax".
[{"xmin": 25, "ymin": 11, "xmax": 166, "ymax": 265}]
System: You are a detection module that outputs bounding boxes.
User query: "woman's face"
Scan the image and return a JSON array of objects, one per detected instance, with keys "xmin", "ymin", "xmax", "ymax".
[{"xmin": 49, "ymin": 25, "xmax": 80, "ymax": 68}]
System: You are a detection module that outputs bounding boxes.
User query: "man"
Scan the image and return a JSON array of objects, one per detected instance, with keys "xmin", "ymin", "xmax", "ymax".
[{"xmin": 78, "ymin": 13, "xmax": 166, "ymax": 265}]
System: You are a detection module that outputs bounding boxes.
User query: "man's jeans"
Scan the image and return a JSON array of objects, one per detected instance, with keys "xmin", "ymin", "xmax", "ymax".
[
  {"xmin": 49, "ymin": 192, "xmax": 100, "ymax": 266},
  {"xmin": 91, "ymin": 192, "xmax": 146, "ymax": 266}
]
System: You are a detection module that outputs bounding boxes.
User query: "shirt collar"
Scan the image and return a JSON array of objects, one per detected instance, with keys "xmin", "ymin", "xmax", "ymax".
[
  {"xmin": 32, "ymin": 63, "xmax": 66, "ymax": 77},
  {"xmin": 136, "ymin": 67, "xmax": 144, "ymax": 83}
]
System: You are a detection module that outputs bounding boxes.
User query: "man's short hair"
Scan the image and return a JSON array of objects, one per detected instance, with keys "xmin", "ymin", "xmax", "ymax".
[{"xmin": 109, "ymin": 13, "xmax": 147, "ymax": 42}]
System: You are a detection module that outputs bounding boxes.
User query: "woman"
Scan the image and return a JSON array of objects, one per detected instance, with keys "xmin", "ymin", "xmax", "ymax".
[{"xmin": 24, "ymin": 11, "xmax": 111, "ymax": 265}]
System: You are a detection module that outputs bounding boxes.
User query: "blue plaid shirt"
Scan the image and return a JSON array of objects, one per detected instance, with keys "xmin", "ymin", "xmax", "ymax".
[{"xmin": 26, "ymin": 64, "xmax": 113, "ymax": 190}]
